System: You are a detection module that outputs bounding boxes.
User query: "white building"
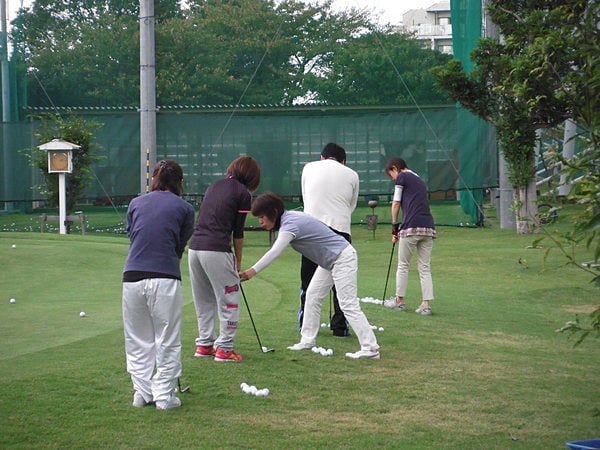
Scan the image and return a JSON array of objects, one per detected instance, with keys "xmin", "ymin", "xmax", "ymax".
[{"xmin": 402, "ymin": 1, "xmax": 453, "ymax": 55}]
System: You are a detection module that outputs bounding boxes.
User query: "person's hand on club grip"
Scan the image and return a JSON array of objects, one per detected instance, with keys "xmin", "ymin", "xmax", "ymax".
[
  {"xmin": 239, "ymin": 268, "xmax": 256, "ymax": 282},
  {"xmin": 392, "ymin": 222, "xmax": 400, "ymax": 242}
]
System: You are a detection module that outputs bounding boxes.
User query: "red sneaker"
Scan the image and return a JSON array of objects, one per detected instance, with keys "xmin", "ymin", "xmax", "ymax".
[
  {"xmin": 194, "ymin": 345, "xmax": 216, "ymax": 358},
  {"xmin": 214, "ymin": 349, "xmax": 243, "ymax": 362}
]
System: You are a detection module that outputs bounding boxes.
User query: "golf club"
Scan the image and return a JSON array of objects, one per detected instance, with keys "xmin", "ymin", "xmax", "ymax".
[
  {"xmin": 382, "ymin": 241, "xmax": 396, "ymax": 303},
  {"xmin": 239, "ymin": 283, "xmax": 275, "ymax": 353},
  {"xmin": 178, "ymin": 378, "xmax": 190, "ymax": 394}
]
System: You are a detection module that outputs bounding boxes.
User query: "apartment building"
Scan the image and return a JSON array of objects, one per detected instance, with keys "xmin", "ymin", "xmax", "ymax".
[{"xmin": 402, "ymin": 1, "xmax": 453, "ymax": 55}]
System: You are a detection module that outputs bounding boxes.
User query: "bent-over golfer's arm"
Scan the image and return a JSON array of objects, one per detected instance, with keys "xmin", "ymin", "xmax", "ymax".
[{"xmin": 239, "ymin": 231, "xmax": 294, "ymax": 281}]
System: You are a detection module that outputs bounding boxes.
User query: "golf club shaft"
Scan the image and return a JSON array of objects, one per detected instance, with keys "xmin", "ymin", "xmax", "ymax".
[
  {"xmin": 239, "ymin": 283, "xmax": 265, "ymax": 351},
  {"xmin": 382, "ymin": 241, "xmax": 396, "ymax": 301}
]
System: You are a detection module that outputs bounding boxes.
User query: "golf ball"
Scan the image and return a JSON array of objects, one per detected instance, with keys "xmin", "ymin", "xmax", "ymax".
[
  {"xmin": 10, "ymin": 298, "xmax": 16, "ymax": 304},
  {"xmin": 319, "ymin": 348, "xmax": 327, "ymax": 356},
  {"xmin": 378, "ymin": 327, "xmax": 384, "ymax": 332},
  {"xmin": 240, "ymin": 382, "xmax": 249, "ymax": 390},
  {"xmin": 261, "ymin": 346, "xmax": 267, "ymax": 352},
  {"xmin": 249, "ymin": 385, "xmax": 257, "ymax": 395},
  {"xmin": 326, "ymin": 349, "xmax": 333, "ymax": 356},
  {"xmin": 11, "ymin": 244, "xmax": 16, "ymax": 248},
  {"xmin": 79, "ymin": 311, "xmax": 86, "ymax": 317}
]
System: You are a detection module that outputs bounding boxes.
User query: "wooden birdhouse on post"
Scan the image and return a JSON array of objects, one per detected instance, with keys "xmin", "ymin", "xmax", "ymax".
[{"xmin": 38, "ymin": 139, "xmax": 81, "ymax": 235}]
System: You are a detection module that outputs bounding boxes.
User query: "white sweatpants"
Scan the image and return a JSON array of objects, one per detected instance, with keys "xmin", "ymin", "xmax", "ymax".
[
  {"xmin": 300, "ymin": 246, "xmax": 379, "ymax": 351},
  {"xmin": 122, "ymin": 278, "xmax": 182, "ymax": 405}
]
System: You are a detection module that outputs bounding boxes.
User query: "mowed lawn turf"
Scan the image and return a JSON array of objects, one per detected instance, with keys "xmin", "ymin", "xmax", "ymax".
[{"xmin": 0, "ymin": 214, "xmax": 598, "ymax": 448}]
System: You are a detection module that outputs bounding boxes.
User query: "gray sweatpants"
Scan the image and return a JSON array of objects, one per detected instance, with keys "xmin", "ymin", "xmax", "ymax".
[{"xmin": 188, "ymin": 250, "xmax": 241, "ymax": 352}]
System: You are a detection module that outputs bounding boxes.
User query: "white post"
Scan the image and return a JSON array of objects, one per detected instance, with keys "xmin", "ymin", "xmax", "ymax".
[
  {"xmin": 58, "ymin": 173, "xmax": 67, "ymax": 235},
  {"xmin": 558, "ymin": 118, "xmax": 576, "ymax": 197}
]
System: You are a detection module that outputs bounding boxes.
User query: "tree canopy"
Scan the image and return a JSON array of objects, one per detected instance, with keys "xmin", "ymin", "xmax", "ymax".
[
  {"xmin": 10, "ymin": 0, "xmax": 451, "ymax": 108},
  {"xmin": 433, "ymin": 0, "xmax": 597, "ymax": 233}
]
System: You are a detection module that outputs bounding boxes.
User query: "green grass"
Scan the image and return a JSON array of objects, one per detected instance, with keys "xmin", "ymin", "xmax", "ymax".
[{"xmin": 0, "ymin": 206, "xmax": 598, "ymax": 449}]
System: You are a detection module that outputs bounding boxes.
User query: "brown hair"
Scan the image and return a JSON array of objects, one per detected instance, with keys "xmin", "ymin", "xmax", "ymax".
[
  {"xmin": 251, "ymin": 192, "xmax": 285, "ymax": 224},
  {"xmin": 385, "ymin": 157, "xmax": 408, "ymax": 173},
  {"xmin": 227, "ymin": 156, "xmax": 261, "ymax": 192},
  {"xmin": 151, "ymin": 159, "xmax": 184, "ymax": 196}
]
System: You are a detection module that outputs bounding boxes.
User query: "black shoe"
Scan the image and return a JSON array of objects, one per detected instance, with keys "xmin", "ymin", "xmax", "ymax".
[{"xmin": 333, "ymin": 329, "xmax": 350, "ymax": 338}]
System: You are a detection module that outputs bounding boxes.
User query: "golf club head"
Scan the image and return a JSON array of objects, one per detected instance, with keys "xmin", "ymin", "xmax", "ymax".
[
  {"xmin": 261, "ymin": 346, "xmax": 275, "ymax": 353},
  {"xmin": 180, "ymin": 385, "xmax": 191, "ymax": 393}
]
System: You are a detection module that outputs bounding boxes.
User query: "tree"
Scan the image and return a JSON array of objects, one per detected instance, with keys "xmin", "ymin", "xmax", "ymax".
[
  {"xmin": 27, "ymin": 114, "xmax": 103, "ymax": 214},
  {"xmin": 11, "ymin": 0, "xmax": 449, "ymax": 108},
  {"xmin": 304, "ymin": 30, "xmax": 451, "ymax": 105},
  {"xmin": 11, "ymin": 0, "xmax": 180, "ymax": 107},
  {"xmin": 433, "ymin": 1, "xmax": 592, "ymax": 233}
]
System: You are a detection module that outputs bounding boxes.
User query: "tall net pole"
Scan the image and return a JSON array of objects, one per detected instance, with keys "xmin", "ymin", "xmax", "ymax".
[{"xmin": 139, "ymin": 0, "xmax": 156, "ymax": 194}]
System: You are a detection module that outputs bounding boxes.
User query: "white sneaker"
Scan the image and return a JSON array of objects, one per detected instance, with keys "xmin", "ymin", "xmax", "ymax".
[
  {"xmin": 383, "ymin": 299, "xmax": 407, "ymax": 311},
  {"xmin": 156, "ymin": 394, "xmax": 182, "ymax": 410},
  {"xmin": 345, "ymin": 349, "xmax": 380, "ymax": 360},
  {"xmin": 132, "ymin": 391, "xmax": 152, "ymax": 408},
  {"xmin": 287, "ymin": 342, "xmax": 314, "ymax": 351}
]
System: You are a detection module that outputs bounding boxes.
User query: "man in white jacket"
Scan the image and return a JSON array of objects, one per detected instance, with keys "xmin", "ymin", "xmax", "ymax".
[{"xmin": 299, "ymin": 143, "xmax": 359, "ymax": 337}]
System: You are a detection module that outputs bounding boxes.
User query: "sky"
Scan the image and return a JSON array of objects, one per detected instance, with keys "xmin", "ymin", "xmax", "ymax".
[{"xmin": 7, "ymin": 0, "xmax": 440, "ymax": 25}]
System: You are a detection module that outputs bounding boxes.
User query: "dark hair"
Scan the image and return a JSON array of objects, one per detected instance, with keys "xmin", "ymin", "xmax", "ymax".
[
  {"xmin": 227, "ymin": 156, "xmax": 261, "ymax": 192},
  {"xmin": 151, "ymin": 159, "xmax": 184, "ymax": 196},
  {"xmin": 251, "ymin": 191, "xmax": 285, "ymax": 224},
  {"xmin": 321, "ymin": 142, "xmax": 346, "ymax": 163},
  {"xmin": 385, "ymin": 157, "xmax": 408, "ymax": 172}
]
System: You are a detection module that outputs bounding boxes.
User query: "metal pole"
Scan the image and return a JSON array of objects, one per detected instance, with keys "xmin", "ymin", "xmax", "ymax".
[
  {"xmin": 140, "ymin": 0, "xmax": 156, "ymax": 194},
  {"xmin": 1, "ymin": 0, "xmax": 11, "ymax": 212},
  {"xmin": 1, "ymin": 0, "xmax": 9, "ymax": 123}
]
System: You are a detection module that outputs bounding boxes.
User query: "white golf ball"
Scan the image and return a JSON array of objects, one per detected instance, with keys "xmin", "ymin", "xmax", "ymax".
[
  {"xmin": 255, "ymin": 389, "xmax": 266, "ymax": 397},
  {"xmin": 10, "ymin": 298, "xmax": 16, "ymax": 304},
  {"xmin": 311, "ymin": 346, "xmax": 320, "ymax": 353},
  {"xmin": 11, "ymin": 244, "xmax": 16, "ymax": 248},
  {"xmin": 249, "ymin": 385, "xmax": 257, "ymax": 395},
  {"xmin": 370, "ymin": 325, "xmax": 377, "ymax": 330},
  {"xmin": 262, "ymin": 388, "xmax": 270, "ymax": 396},
  {"xmin": 261, "ymin": 346, "xmax": 267, "ymax": 352},
  {"xmin": 79, "ymin": 311, "xmax": 86, "ymax": 317},
  {"xmin": 240, "ymin": 382, "xmax": 248, "ymax": 390},
  {"xmin": 243, "ymin": 386, "xmax": 251, "ymax": 394},
  {"xmin": 319, "ymin": 348, "xmax": 327, "ymax": 356},
  {"xmin": 320, "ymin": 322, "xmax": 327, "ymax": 328},
  {"xmin": 378, "ymin": 327, "xmax": 384, "ymax": 331},
  {"xmin": 326, "ymin": 349, "xmax": 333, "ymax": 356}
]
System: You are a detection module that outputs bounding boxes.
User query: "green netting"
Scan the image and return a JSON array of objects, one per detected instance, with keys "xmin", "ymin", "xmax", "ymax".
[
  {"xmin": 1, "ymin": 105, "xmax": 497, "ymax": 222},
  {"xmin": 451, "ymin": 0, "xmax": 496, "ymax": 223}
]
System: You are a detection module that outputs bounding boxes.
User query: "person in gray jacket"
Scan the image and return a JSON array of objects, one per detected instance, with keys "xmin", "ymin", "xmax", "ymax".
[{"xmin": 240, "ymin": 192, "xmax": 380, "ymax": 359}]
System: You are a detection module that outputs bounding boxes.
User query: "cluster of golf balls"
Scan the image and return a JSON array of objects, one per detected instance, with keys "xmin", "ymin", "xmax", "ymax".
[
  {"xmin": 370, "ymin": 324, "xmax": 385, "ymax": 332},
  {"xmin": 240, "ymin": 382, "xmax": 269, "ymax": 397},
  {"xmin": 311, "ymin": 346, "xmax": 333, "ymax": 356},
  {"xmin": 359, "ymin": 296, "xmax": 385, "ymax": 305}
]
